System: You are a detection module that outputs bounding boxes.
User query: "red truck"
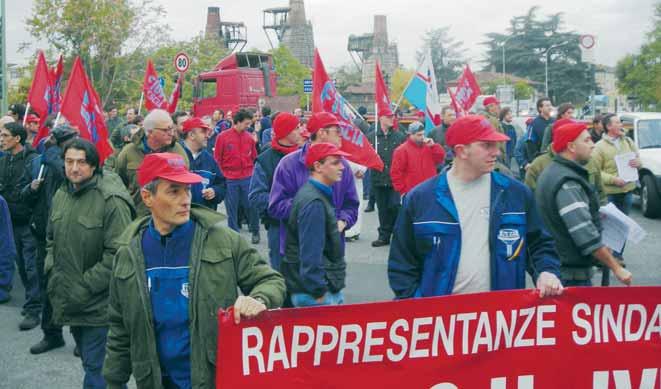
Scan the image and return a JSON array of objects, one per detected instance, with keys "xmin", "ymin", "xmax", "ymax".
[{"xmin": 192, "ymin": 52, "xmax": 284, "ymax": 117}]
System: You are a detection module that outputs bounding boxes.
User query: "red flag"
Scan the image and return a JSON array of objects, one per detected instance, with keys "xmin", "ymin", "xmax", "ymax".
[
  {"xmin": 49, "ymin": 55, "xmax": 64, "ymax": 113},
  {"xmin": 312, "ymin": 50, "xmax": 384, "ymax": 171},
  {"xmin": 447, "ymin": 87, "xmax": 465, "ymax": 118},
  {"xmin": 454, "ymin": 65, "xmax": 481, "ymax": 112},
  {"xmin": 26, "ymin": 51, "xmax": 51, "ymax": 122},
  {"xmin": 142, "ymin": 59, "xmax": 168, "ymax": 111},
  {"xmin": 375, "ymin": 62, "xmax": 393, "ymax": 117},
  {"xmin": 60, "ymin": 57, "xmax": 113, "ymax": 164},
  {"xmin": 167, "ymin": 73, "xmax": 183, "ymax": 114}
]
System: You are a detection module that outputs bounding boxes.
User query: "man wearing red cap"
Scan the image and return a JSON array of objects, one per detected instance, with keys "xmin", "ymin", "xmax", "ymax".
[
  {"xmin": 390, "ymin": 121, "xmax": 445, "ymax": 196},
  {"xmin": 213, "ymin": 109, "xmax": 261, "ymax": 243},
  {"xmin": 365, "ymin": 112, "xmax": 406, "ymax": 247},
  {"xmin": 24, "ymin": 114, "xmax": 40, "ymax": 145},
  {"xmin": 181, "ymin": 117, "xmax": 226, "ymax": 210},
  {"xmin": 483, "ymin": 96, "xmax": 508, "ymax": 160},
  {"xmin": 389, "ymin": 115, "xmax": 563, "ymax": 299},
  {"xmin": 283, "ymin": 143, "xmax": 350, "ymax": 306},
  {"xmin": 103, "ymin": 153, "xmax": 285, "ymax": 388},
  {"xmin": 536, "ymin": 123, "xmax": 632, "ymax": 287},
  {"xmin": 268, "ymin": 111, "xmax": 359, "ymax": 261},
  {"xmin": 249, "ymin": 112, "xmax": 304, "ymax": 270}
]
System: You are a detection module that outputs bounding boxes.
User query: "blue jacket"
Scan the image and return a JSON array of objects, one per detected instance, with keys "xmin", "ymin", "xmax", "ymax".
[
  {"xmin": 388, "ymin": 171, "xmax": 560, "ymax": 299},
  {"xmin": 0, "ymin": 195, "xmax": 16, "ymax": 296},
  {"xmin": 183, "ymin": 145, "xmax": 226, "ymax": 209}
]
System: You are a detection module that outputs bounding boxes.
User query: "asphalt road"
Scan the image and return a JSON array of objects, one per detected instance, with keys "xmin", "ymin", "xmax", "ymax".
[{"xmin": 1, "ymin": 196, "xmax": 659, "ymax": 388}]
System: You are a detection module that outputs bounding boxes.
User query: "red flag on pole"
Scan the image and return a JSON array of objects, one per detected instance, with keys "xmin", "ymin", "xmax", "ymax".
[
  {"xmin": 60, "ymin": 57, "xmax": 113, "ymax": 164},
  {"xmin": 142, "ymin": 59, "xmax": 168, "ymax": 111},
  {"xmin": 49, "ymin": 55, "xmax": 64, "ymax": 113},
  {"xmin": 375, "ymin": 62, "xmax": 393, "ymax": 117},
  {"xmin": 26, "ymin": 51, "xmax": 51, "ymax": 121},
  {"xmin": 167, "ymin": 73, "xmax": 183, "ymax": 114},
  {"xmin": 447, "ymin": 87, "xmax": 464, "ymax": 118},
  {"xmin": 312, "ymin": 49, "xmax": 384, "ymax": 171},
  {"xmin": 454, "ymin": 65, "xmax": 481, "ymax": 113}
]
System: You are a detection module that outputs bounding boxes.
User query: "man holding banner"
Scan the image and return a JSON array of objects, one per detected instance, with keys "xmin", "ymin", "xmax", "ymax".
[
  {"xmin": 389, "ymin": 115, "xmax": 563, "ymax": 298},
  {"xmin": 103, "ymin": 153, "xmax": 285, "ymax": 389}
]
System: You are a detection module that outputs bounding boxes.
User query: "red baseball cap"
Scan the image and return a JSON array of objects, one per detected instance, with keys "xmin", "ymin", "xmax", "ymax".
[
  {"xmin": 305, "ymin": 142, "xmax": 350, "ymax": 168},
  {"xmin": 137, "ymin": 153, "xmax": 202, "ymax": 187},
  {"xmin": 181, "ymin": 117, "xmax": 210, "ymax": 133},
  {"xmin": 445, "ymin": 115, "xmax": 510, "ymax": 147},
  {"xmin": 306, "ymin": 112, "xmax": 340, "ymax": 134},
  {"xmin": 273, "ymin": 112, "xmax": 300, "ymax": 140},
  {"xmin": 416, "ymin": 111, "xmax": 425, "ymax": 119},
  {"xmin": 25, "ymin": 114, "xmax": 39, "ymax": 123},
  {"xmin": 483, "ymin": 96, "xmax": 500, "ymax": 107},
  {"xmin": 552, "ymin": 122, "xmax": 588, "ymax": 153}
]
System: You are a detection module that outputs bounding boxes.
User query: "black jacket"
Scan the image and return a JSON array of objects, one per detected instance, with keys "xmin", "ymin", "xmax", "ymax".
[
  {"xmin": 366, "ymin": 126, "xmax": 406, "ymax": 187},
  {"xmin": 0, "ymin": 145, "xmax": 39, "ymax": 225}
]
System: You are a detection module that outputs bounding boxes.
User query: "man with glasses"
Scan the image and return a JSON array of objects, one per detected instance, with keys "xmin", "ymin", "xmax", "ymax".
[{"xmin": 114, "ymin": 109, "xmax": 189, "ymax": 216}]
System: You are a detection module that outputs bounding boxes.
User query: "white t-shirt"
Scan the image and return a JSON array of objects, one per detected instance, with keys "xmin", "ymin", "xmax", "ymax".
[{"xmin": 447, "ymin": 171, "xmax": 492, "ymax": 294}]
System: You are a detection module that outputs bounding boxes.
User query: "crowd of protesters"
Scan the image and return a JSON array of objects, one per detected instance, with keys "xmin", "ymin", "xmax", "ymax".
[{"xmin": 0, "ymin": 96, "xmax": 638, "ymax": 388}]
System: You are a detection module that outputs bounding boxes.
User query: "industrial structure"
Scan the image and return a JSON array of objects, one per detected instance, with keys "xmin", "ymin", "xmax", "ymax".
[
  {"xmin": 262, "ymin": 0, "xmax": 315, "ymax": 68},
  {"xmin": 348, "ymin": 15, "xmax": 399, "ymax": 85},
  {"xmin": 205, "ymin": 6, "xmax": 248, "ymax": 53}
]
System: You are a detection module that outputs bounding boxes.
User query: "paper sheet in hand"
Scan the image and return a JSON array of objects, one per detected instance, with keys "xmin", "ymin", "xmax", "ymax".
[
  {"xmin": 614, "ymin": 152, "xmax": 639, "ymax": 182},
  {"xmin": 599, "ymin": 203, "xmax": 647, "ymax": 252}
]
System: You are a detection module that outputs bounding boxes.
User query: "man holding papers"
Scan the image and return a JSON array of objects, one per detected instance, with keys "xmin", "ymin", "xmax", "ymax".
[{"xmin": 536, "ymin": 122, "xmax": 633, "ymax": 287}]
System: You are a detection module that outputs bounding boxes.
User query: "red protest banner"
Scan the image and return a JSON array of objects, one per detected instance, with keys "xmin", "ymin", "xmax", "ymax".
[
  {"xmin": 454, "ymin": 65, "xmax": 481, "ymax": 113},
  {"xmin": 312, "ymin": 49, "xmax": 384, "ymax": 171},
  {"xmin": 142, "ymin": 59, "xmax": 168, "ymax": 111},
  {"xmin": 217, "ymin": 287, "xmax": 661, "ymax": 388}
]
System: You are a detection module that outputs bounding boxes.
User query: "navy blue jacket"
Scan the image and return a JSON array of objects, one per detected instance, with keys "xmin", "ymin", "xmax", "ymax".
[
  {"xmin": 0, "ymin": 195, "xmax": 16, "ymax": 295},
  {"xmin": 388, "ymin": 171, "xmax": 560, "ymax": 299},
  {"xmin": 183, "ymin": 145, "xmax": 226, "ymax": 209}
]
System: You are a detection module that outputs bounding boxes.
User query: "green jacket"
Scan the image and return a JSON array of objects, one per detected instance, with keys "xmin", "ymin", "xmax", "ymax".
[
  {"xmin": 114, "ymin": 130, "xmax": 189, "ymax": 216},
  {"xmin": 485, "ymin": 112, "xmax": 507, "ymax": 158},
  {"xmin": 592, "ymin": 135, "xmax": 639, "ymax": 195},
  {"xmin": 525, "ymin": 150, "xmax": 607, "ymax": 204},
  {"xmin": 45, "ymin": 172, "xmax": 135, "ymax": 327},
  {"xmin": 103, "ymin": 206, "xmax": 286, "ymax": 389}
]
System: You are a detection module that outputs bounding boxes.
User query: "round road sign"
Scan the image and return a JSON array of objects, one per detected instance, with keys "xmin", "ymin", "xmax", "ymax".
[
  {"xmin": 174, "ymin": 52, "xmax": 190, "ymax": 73},
  {"xmin": 579, "ymin": 35, "xmax": 596, "ymax": 49}
]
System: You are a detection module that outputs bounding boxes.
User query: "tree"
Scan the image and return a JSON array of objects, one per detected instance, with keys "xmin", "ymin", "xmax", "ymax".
[
  {"xmin": 26, "ymin": 0, "xmax": 169, "ymax": 107},
  {"xmin": 416, "ymin": 27, "xmax": 466, "ymax": 91},
  {"xmin": 390, "ymin": 67, "xmax": 415, "ymax": 109},
  {"xmin": 270, "ymin": 46, "xmax": 311, "ymax": 107},
  {"xmin": 616, "ymin": 2, "xmax": 661, "ymax": 110},
  {"xmin": 332, "ymin": 63, "xmax": 362, "ymax": 94},
  {"xmin": 481, "ymin": 6, "xmax": 598, "ymax": 104}
]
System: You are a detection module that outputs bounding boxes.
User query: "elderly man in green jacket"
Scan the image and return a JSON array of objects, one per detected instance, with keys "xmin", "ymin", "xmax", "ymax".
[
  {"xmin": 46, "ymin": 139, "xmax": 135, "ymax": 389},
  {"xmin": 103, "ymin": 153, "xmax": 285, "ymax": 389}
]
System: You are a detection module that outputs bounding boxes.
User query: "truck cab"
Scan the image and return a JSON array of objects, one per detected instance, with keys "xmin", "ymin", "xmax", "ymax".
[{"xmin": 192, "ymin": 52, "xmax": 277, "ymax": 117}]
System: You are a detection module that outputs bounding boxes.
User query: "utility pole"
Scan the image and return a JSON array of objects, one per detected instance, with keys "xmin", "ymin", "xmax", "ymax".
[{"xmin": 0, "ymin": 0, "xmax": 6, "ymax": 114}]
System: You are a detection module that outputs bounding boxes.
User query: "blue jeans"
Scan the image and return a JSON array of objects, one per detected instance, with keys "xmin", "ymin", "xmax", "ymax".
[
  {"xmin": 225, "ymin": 178, "xmax": 259, "ymax": 234},
  {"xmin": 291, "ymin": 291, "xmax": 344, "ymax": 307},
  {"xmin": 70, "ymin": 326, "xmax": 111, "ymax": 389},
  {"xmin": 267, "ymin": 224, "xmax": 282, "ymax": 271},
  {"xmin": 13, "ymin": 224, "xmax": 41, "ymax": 315},
  {"xmin": 562, "ymin": 279, "xmax": 592, "ymax": 287}
]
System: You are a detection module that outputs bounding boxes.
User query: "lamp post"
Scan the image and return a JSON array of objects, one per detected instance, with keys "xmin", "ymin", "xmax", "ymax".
[
  {"xmin": 501, "ymin": 35, "xmax": 516, "ymax": 83},
  {"xmin": 545, "ymin": 41, "xmax": 570, "ymax": 97}
]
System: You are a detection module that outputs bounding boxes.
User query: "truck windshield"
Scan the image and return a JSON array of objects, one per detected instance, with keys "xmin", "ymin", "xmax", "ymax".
[
  {"xmin": 199, "ymin": 79, "xmax": 217, "ymax": 99},
  {"xmin": 637, "ymin": 119, "xmax": 661, "ymax": 149}
]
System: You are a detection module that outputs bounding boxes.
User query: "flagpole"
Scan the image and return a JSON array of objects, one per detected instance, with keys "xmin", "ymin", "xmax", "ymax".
[
  {"xmin": 137, "ymin": 92, "xmax": 144, "ymax": 116},
  {"xmin": 22, "ymin": 102, "xmax": 31, "ymax": 126},
  {"xmin": 374, "ymin": 101, "xmax": 378, "ymax": 153},
  {"xmin": 392, "ymin": 51, "xmax": 426, "ymax": 111}
]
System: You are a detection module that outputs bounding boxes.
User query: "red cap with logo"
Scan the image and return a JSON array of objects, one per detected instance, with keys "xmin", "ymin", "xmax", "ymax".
[
  {"xmin": 552, "ymin": 123, "xmax": 588, "ymax": 153},
  {"xmin": 181, "ymin": 117, "xmax": 210, "ymax": 133},
  {"xmin": 304, "ymin": 142, "xmax": 350, "ymax": 168},
  {"xmin": 306, "ymin": 112, "xmax": 340, "ymax": 134},
  {"xmin": 445, "ymin": 115, "xmax": 510, "ymax": 147},
  {"xmin": 25, "ymin": 114, "xmax": 39, "ymax": 123},
  {"xmin": 273, "ymin": 112, "xmax": 300, "ymax": 140},
  {"xmin": 483, "ymin": 96, "xmax": 500, "ymax": 107},
  {"xmin": 137, "ymin": 153, "xmax": 202, "ymax": 187}
]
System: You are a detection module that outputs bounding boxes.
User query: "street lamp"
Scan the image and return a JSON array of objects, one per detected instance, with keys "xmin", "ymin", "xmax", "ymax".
[
  {"xmin": 500, "ymin": 35, "xmax": 517, "ymax": 83},
  {"xmin": 545, "ymin": 41, "xmax": 570, "ymax": 96}
]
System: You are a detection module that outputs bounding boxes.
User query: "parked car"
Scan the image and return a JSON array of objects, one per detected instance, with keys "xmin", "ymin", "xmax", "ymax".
[{"xmin": 620, "ymin": 112, "xmax": 661, "ymax": 218}]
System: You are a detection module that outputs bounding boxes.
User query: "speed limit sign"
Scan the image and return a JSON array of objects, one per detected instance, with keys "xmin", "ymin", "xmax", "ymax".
[{"xmin": 174, "ymin": 52, "xmax": 190, "ymax": 73}]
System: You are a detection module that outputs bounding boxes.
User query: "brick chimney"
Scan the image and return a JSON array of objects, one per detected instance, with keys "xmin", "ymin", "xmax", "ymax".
[{"xmin": 205, "ymin": 7, "xmax": 221, "ymax": 39}]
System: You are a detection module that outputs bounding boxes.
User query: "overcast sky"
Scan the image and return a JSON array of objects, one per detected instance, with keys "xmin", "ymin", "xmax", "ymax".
[{"xmin": 7, "ymin": 0, "xmax": 658, "ymax": 71}]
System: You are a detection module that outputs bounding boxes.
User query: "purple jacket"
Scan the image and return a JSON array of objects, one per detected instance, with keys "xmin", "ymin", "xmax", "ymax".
[{"xmin": 268, "ymin": 142, "xmax": 360, "ymax": 253}]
